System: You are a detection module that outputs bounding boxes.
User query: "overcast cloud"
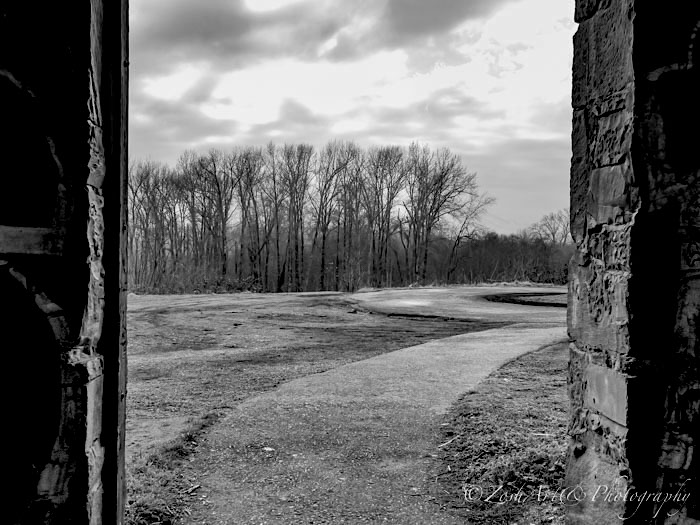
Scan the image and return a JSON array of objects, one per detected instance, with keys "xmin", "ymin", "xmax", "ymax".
[{"xmin": 129, "ymin": 0, "xmax": 575, "ymax": 233}]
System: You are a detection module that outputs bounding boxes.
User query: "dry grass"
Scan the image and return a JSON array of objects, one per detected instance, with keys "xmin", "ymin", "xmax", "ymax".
[
  {"xmin": 126, "ymin": 414, "xmax": 218, "ymax": 525},
  {"xmin": 435, "ymin": 341, "xmax": 569, "ymax": 525}
]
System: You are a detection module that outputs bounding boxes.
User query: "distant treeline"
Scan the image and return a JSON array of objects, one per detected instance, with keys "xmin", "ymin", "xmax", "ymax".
[{"xmin": 128, "ymin": 141, "xmax": 571, "ymax": 293}]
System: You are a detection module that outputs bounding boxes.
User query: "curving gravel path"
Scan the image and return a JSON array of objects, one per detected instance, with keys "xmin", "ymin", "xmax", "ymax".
[{"xmin": 181, "ymin": 286, "xmax": 567, "ymax": 524}]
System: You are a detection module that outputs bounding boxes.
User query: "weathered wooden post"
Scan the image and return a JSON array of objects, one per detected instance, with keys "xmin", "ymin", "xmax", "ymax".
[
  {"xmin": 1, "ymin": 2, "xmax": 128, "ymax": 524},
  {"xmin": 568, "ymin": 1, "xmax": 699, "ymax": 523}
]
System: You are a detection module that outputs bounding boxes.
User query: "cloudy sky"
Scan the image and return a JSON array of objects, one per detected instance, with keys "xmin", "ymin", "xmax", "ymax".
[{"xmin": 130, "ymin": 0, "xmax": 576, "ymax": 233}]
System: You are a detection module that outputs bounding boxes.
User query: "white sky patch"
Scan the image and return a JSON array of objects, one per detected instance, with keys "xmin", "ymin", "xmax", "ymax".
[
  {"xmin": 373, "ymin": 64, "xmax": 470, "ymax": 109},
  {"xmin": 331, "ymin": 115, "xmax": 372, "ymax": 135},
  {"xmin": 317, "ymin": 35, "xmax": 339, "ymax": 57},
  {"xmin": 452, "ymin": 115, "xmax": 510, "ymax": 149},
  {"xmin": 451, "ymin": 0, "xmax": 574, "ymax": 140},
  {"xmin": 132, "ymin": 112, "xmax": 153, "ymax": 125},
  {"xmin": 201, "ymin": 50, "xmax": 410, "ymax": 124},
  {"xmin": 202, "ymin": 135, "xmax": 235, "ymax": 144},
  {"xmin": 141, "ymin": 64, "xmax": 204, "ymax": 101},
  {"xmin": 243, "ymin": 0, "xmax": 309, "ymax": 13}
]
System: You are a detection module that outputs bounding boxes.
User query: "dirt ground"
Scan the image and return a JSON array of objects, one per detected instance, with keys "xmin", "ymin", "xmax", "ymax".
[
  {"xmin": 127, "ymin": 292, "xmax": 510, "ymax": 462},
  {"xmin": 125, "ymin": 287, "xmax": 566, "ymax": 524}
]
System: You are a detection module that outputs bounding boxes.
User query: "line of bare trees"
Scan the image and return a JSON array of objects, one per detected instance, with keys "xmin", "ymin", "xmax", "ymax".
[{"xmin": 128, "ymin": 141, "xmax": 571, "ymax": 293}]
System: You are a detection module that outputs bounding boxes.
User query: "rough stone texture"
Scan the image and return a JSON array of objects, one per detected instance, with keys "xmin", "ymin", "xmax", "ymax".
[
  {"xmin": 1, "ymin": 2, "xmax": 128, "ymax": 524},
  {"xmin": 583, "ymin": 364, "xmax": 628, "ymax": 426},
  {"xmin": 568, "ymin": 1, "xmax": 700, "ymax": 523}
]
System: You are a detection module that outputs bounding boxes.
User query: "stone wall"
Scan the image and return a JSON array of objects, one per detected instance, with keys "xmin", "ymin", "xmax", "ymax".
[
  {"xmin": 568, "ymin": 1, "xmax": 700, "ymax": 523},
  {"xmin": 1, "ymin": 2, "xmax": 128, "ymax": 524}
]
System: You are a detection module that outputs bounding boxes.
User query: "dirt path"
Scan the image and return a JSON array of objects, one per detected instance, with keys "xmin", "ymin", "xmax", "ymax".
[
  {"xmin": 172, "ymin": 286, "xmax": 566, "ymax": 524},
  {"xmin": 126, "ymin": 290, "xmax": 510, "ymax": 466}
]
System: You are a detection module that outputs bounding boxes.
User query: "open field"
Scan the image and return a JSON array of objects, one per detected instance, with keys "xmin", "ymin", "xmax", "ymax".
[{"xmin": 125, "ymin": 286, "xmax": 566, "ymax": 524}]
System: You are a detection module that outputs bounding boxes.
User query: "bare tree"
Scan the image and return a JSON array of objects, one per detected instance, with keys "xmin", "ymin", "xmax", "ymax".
[
  {"xmin": 444, "ymin": 192, "xmax": 495, "ymax": 281},
  {"xmin": 306, "ymin": 141, "xmax": 357, "ymax": 290},
  {"xmin": 196, "ymin": 149, "xmax": 239, "ymax": 279},
  {"xmin": 362, "ymin": 145, "xmax": 406, "ymax": 287},
  {"xmin": 530, "ymin": 209, "xmax": 571, "ymax": 245},
  {"xmin": 235, "ymin": 147, "xmax": 267, "ymax": 286},
  {"xmin": 402, "ymin": 144, "xmax": 483, "ymax": 282},
  {"xmin": 280, "ymin": 144, "xmax": 313, "ymax": 292},
  {"xmin": 128, "ymin": 161, "xmax": 173, "ymax": 290}
]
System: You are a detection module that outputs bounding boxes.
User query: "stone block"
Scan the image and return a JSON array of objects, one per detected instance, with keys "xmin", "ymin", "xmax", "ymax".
[
  {"xmin": 586, "ymin": 224, "xmax": 631, "ymax": 271},
  {"xmin": 572, "ymin": 26, "xmax": 590, "ymax": 109},
  {"xmin": 572, "ymin": 0, "xmax": 634, "ymax": 108},
  {"xmin": 575, "ymin": 0, "xmax": 612, "ymax": 23},
  {"xmin": 565, "ymin": 430, "xmax": 628, "ymax": 524},
  {"xmin": 569, "ymin": 344, "xmax": 590, "ymax": 412},
  {"xmin": 584, "ymin": 364, "xmax": 629, "ymax": 426},
  {"xmin": 569, "ymin": 263, "xmax": 630, "ymax": 358},
  {"xmin": 681, "ymin": 244, "xmax": 700, "ymax": 277},
  {"xmin": 594, "ymin": 87, "xmax": 633, "ymax": 117},
  {"xmin": 571, "ymin": 109, "xmax": 589, "ymax": 243},
  {"xmin": 591, "ymin": 109, "xmax": 633, "ymax": 168},
  {"xmin": 587, "ymin": 164, "xmax": 629, "ymax": 225},
  {"xmin": 659, "ymin": 432, "xmax": 694, "ymax": 470},
  {"xmin": 676, "ymin": 280, "xmax": 700, "ymax": 350}
]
